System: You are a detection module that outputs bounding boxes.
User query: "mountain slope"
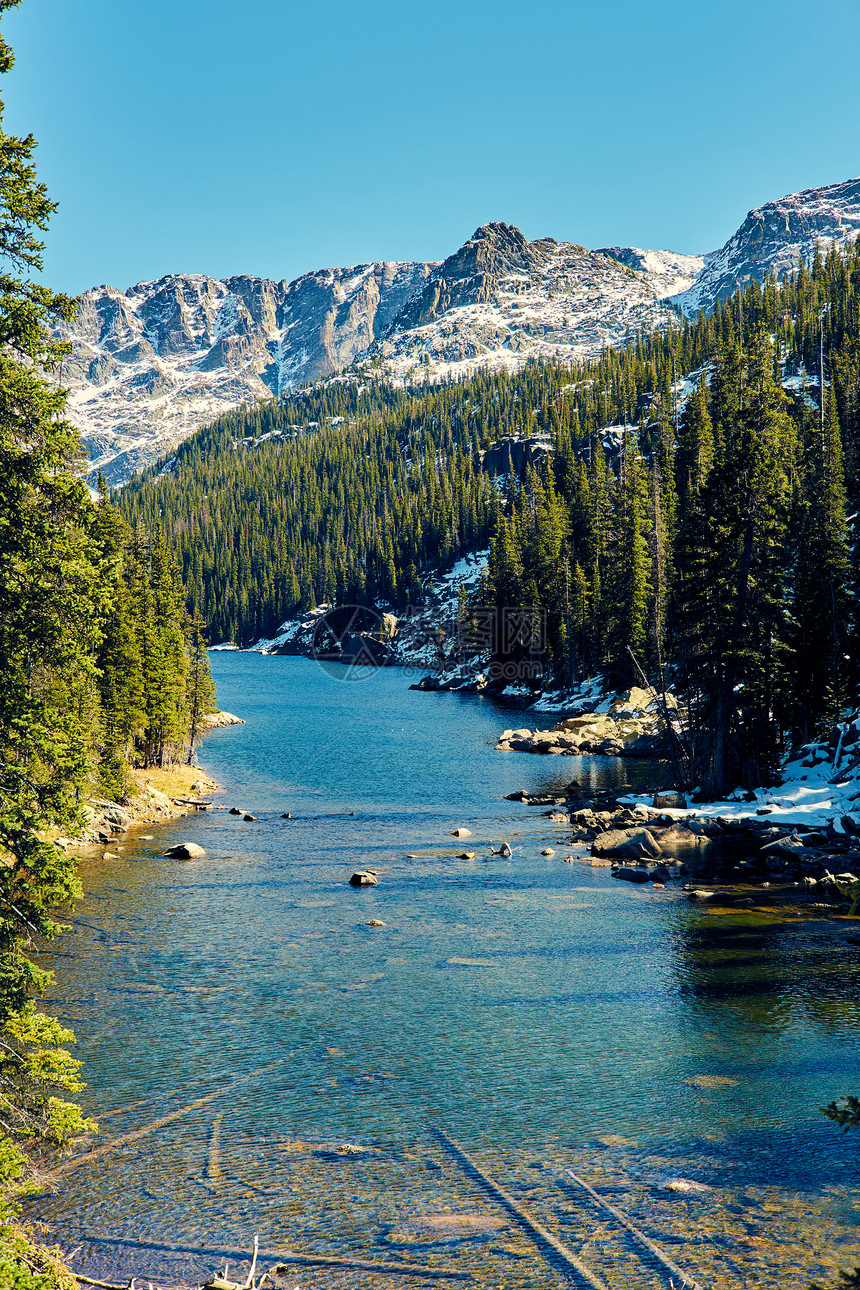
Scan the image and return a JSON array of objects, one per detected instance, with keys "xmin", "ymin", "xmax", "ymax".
[
  {"xmin": 671, "ymin": 174, "xmax": 860, "ymax": 314},
  {"xmin": 61, "ymin": 260, "xmax": 435, "ymax": 483},
  {"xmin": 61, "ymin": 174, "xmax": 860, "ymax": 484},
  {"xmin": 353, "ymin": 222, "xmax": 700, "ymax": 384}
]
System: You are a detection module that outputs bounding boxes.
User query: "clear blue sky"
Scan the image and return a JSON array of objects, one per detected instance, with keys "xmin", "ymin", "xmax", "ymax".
[{"xmin": 5, "ymin": 0, "xmax": 860, "ymax": 295}]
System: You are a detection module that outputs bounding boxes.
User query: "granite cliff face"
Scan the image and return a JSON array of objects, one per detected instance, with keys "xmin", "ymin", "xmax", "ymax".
[{"xmin": 59, "ymin": 174, "xmax": 860, "ymax": 484}]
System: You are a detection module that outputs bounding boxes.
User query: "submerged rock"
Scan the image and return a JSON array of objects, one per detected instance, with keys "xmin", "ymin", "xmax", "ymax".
[
  {"xmin": 612, "ymin": 866, "xmax": 652, "ymax": 883},
  {"xmin": 662, "ymin": 1177, "xmax": 712, "ymax": 1194},
  {"xmin": 385, "ymin": 1212, "xmax": 508, "ymax": 1245}
]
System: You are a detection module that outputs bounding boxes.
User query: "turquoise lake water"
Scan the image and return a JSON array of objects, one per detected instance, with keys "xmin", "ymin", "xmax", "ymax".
[{"xmin": 25, "ymin": 654, "xmax": 860, "ymax": 1289}]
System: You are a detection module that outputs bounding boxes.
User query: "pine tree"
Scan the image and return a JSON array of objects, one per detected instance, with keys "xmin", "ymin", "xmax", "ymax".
[
  {"xmin": 790, "ymin": 387, "xmax": 851, "ymax": 738},
  {"xmin": 676, "ymin": 329, "xmax": 795, "ymax": 794},
  {"xmin": 0, "ymin": 0, "xmax": 99, "ymax": 1220},
  {"xmin": 185, "ymin": 613, "xmax": 217, "ymax": 764}
]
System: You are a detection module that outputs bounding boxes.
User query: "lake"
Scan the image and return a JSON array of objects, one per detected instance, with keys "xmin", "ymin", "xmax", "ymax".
[{"xmin": 26, "ymin": 654, "xmax": 860, "ymax": 1289}]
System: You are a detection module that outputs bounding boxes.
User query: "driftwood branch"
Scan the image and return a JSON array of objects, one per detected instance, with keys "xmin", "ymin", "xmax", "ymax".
[
  {"xmin": 242, "ymin": 1237, "xmax": 258, "ymax": 1290},
  {"xmin": 432, "ymin": 1125, "xmax": 609, "ymax": 1290}
]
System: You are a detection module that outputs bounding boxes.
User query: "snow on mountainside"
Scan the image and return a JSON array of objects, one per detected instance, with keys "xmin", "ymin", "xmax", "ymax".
[
  {"xmin": 671, "ymin": 175, "xmax": 860, "ymax": 315},
  {"xmin": 60, "ymin": 261, "xmax": 436, "ymax": 484},
  {"xmin": 596, "ymin": 246, "xmax": 706, "ymax": 298},
  {"xmin": 353, "ymin": 223, "xmax": 699, "ymax": 385},
  {"xmin": 59, "ymin": 174, "xmax": 860, "ymax": 485}
]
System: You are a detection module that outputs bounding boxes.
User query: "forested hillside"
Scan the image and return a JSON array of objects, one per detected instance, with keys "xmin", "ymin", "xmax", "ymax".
[{"xmin": 122, "ymin": 240, "xmax": 860, "ymax": 796}]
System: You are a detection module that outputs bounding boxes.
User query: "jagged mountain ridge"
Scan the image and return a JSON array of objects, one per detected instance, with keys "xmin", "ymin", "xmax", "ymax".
[
  {"xmin": 60, "ymin": 174, "xmax": 860, "ymax": 484},
  {"xmin": 63, "ymin": 260, "xmax": 436, "ymax": 484},
  {"xmin": 356, "ymin": 223, "xmax": 702, "ymax": 384}
]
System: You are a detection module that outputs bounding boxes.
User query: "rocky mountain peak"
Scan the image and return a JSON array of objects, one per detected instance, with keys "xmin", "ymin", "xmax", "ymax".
[
  {"xmin": 57, "ymin": 172, "xmax": 860, "ymax": 487},
  {"xmin": 387, "ymin": 223, "xmax": 578, "ymax": 334},
  {"xmin": 671, "ymin": 174, "xmax": 860, "ymax": 314}
]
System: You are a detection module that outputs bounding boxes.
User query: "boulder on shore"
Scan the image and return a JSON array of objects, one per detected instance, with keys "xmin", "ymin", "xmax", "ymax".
[
  {"xmin": 164, "ymin": 842, "xmax": 206, "ymax": 859},
  {"xmin": 652, "ymin": 791, "xmax": 688, "ymax": 810},
  {"xmin": 591, "ymin": 827, "xmax": 663, "ymax": 860},
  {"xmin": 200, "ymin": 710, "xmax": 245, "ymax": 727}
]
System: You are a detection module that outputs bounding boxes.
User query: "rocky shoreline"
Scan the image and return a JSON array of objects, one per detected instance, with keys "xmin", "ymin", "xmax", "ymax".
[
  {"xmin": 56, "ymin": 711, "xmax": 244, "ymax": 857},
  {"xmin": 507, "ymin": 781, "xmax": 860, "ymax": 914},
  {"xmin": 494, "ymin": 685, "xmax": 677, "ymax": 757}
]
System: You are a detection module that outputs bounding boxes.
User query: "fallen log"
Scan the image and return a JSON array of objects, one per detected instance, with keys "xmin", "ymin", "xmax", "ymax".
[
  {"xmin": 432, "ymin": 1126, "xmax": 609, "ymax": 1290},
  {"xmin": 40, "ymin": 1052, "xmax": 298, "ymax": 1183},
  {"xmin": 563, "ymin": 1168, "xmax": 706, "ymax": 1290},
  {"xmin": 82, "ymin": 1236, "xmax": 473, "ymax": 1280}
]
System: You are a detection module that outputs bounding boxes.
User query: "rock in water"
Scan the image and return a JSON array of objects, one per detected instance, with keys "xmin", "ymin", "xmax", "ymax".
[
  {"xmin": 451, "ymin": 827, "xmax": 472, "ymax": 837},
  {"xmin": 164, "ymin": 842, "xmax": 206, "ymax": 859},
  {"xmin": 591, "ymin": 827, "xmax": 662, "ymax": 859},
  {"xmin": 384, "ymin": 1212, "xmax": 508, "ymax": 1245},
  {"xmin": 349, "ymin": 871, "xmax": 378, "ymax": 887}
]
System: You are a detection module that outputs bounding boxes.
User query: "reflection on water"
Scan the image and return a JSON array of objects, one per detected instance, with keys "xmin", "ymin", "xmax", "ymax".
[{"xmin": 25, "ymin": 656, "xmax": 860, "ymax": 1288}]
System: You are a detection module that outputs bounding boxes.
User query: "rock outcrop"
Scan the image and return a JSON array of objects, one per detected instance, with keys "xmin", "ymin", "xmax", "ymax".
[
  {"xmin": 671, "ymin": 175, "xmax": 860, "ymax": 314},
  {"xmin": 495, "ymin": 687, "xmax": 675, "ymax": 758}
]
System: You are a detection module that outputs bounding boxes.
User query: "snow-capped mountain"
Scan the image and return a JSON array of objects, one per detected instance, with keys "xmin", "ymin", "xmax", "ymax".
[
  {"xmin": 59, "ymin": 174, "xmax": 860, "ymax": 485},
  {"xmin": 671, "ymin": 175, "xmax": 860, "ymax": 315},
  {"xmin": 355, "ymin": 223, "xmax": 701, "ymax": 384},
  {"xmin": 62, "ymin": 261, "xmax": 436, "ymax": 483}
]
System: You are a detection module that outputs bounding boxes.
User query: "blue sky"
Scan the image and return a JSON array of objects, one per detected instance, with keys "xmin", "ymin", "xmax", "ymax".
[{"xmin": 5, "ymin": 0, "xmax": 860, "ymax": 294}]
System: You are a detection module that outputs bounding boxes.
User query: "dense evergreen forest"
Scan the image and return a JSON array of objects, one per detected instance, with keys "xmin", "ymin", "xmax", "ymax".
[{"xmin": 122, "ymin": 239, "xmax": 860, "ymax": 796}]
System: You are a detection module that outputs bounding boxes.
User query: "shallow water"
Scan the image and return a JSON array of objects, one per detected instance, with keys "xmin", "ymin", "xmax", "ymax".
[{"xmin": 26, "ymin": 655, "xmax": 860, "ymax": 1288}]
